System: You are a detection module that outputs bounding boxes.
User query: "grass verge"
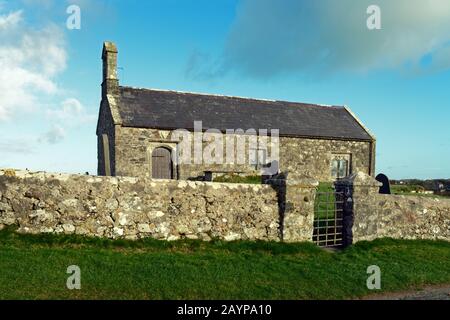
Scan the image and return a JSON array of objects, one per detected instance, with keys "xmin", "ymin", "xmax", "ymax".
[{"xmin": 0, "ymin": 226, "xmax": 449, "ymax": 300}]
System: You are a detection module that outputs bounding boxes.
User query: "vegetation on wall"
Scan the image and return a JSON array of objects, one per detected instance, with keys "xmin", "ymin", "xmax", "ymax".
[{"xmin": 213, "ymin": 174, "xmax": 262, "ymax": 184}]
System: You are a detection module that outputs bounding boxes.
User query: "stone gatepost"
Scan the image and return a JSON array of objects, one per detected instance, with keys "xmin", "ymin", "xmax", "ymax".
[
  {"xmin": 334, "ymin": 172, "xmax": 382, "ymax": 245},
  {"xmin": 267, "ymin": 173, "xmax": 318, "ymax": 243}
]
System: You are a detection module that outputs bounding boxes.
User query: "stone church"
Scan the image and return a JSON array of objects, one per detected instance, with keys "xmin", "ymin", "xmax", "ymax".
[{"xmin": 97, "ymin": 42, "xmax": 376, "ymax": 182}]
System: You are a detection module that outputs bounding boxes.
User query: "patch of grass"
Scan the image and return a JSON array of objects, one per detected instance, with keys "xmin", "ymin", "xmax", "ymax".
[
  {"xmin": 391, "ymin": 185, "xmax": 448, "ymax": 199},
  {"xmin": 0, "ymin": 227, "xmax": 449, "ymax": 300},
  {"xmin": 317, "ymin": 182, "xmax": 334, "ymax": 193},
  {"xmin": 213, "ymin": 174, "xmax": 262, "ymax": 184},
  {"xmin": 315, "ymin": 182, "xmax": 336, "ymax": 220},
  {"xmin": 391, "ymin": 184, "xmax": 425, "ymax": 194}
]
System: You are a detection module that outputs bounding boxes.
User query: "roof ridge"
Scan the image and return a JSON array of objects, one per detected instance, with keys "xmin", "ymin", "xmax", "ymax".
[{"xmin": 119, "ymin": 85, "xmax": 343, "ymax": 109}]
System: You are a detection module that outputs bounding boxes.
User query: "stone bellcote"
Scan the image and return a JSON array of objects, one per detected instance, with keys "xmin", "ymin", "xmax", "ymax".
[{"xmin": 102, "ymin": 41, "xmax": 119, "ymax": 97}]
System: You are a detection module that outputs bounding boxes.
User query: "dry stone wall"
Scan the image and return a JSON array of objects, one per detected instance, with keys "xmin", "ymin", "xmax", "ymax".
[
  {"xmin": 4, "ymin": 169, "xmax": 444, "ymax": 245},
  {"xmin": 357, "ymin": 194, "xmax": 450, "ymax": 241},
  {"xmin": 335, "ymin": 172, "xmax": 450, "ymax": 243},
  {"xmin": 0, "ymin": 169, "xmax": 316, "ymax": 242}
]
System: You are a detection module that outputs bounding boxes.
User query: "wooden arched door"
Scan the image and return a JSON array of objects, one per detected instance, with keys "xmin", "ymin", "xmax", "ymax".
[{"xmin": 152, "ymin": 147, "xmax": 173, "ymax": 179}]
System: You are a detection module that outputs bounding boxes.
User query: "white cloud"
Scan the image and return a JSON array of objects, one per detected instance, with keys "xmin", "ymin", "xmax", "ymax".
[
  {"xmin": 0, "ymin": 9, "xmax": 21, "ymax": 29},
  {"xmin": 38, "ymin": 125, "xmax": 66, "ymax": 144},
  {"xmin": 0, "ymin": 8, "xmax": 96, "ymax": 149},
  {"xmin": 46, "ymin": 98, "xmax": 96, "ymax": 124},
  {"xmin": 189, "ymin": 0, "xmax": 450, "ymax": 78},
  {"xmin": 0, "ymin": 9, "xmax": 66, "ymax": 120}
]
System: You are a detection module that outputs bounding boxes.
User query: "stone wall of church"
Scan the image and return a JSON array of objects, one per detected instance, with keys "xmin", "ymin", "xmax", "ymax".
[
  {"xmin": 96, "ymin": 99, "xmax": 116, "ymax": 176},
  {"xmin": 112, "ymin": 126, "xmax": 373, "ymax": 182},
  {"xmin": 279, "ymin": 137, "xmax": 372, "ymax": 182}
]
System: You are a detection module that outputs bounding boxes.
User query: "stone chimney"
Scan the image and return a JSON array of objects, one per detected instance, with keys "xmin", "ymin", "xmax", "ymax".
[{"xmin": 102, "ymin": 41, "xmax": 119, "ymax": 97}]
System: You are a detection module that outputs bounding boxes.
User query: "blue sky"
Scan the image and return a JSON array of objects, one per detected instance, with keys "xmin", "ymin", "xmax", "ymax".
[{"xmin": 0, "ymin": 0, "xmax": 449, "ymax": 179}]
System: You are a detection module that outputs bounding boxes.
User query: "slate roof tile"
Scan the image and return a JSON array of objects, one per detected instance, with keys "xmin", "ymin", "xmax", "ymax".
[{"xmin": 117, "ymin": 86, "xmax": 373, "ymax": 141}]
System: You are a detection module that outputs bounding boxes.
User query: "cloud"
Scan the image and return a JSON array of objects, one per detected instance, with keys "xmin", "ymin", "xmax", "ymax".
[
  {"xmin": 428, "ymin": 45, "xmax": 450, "ymax": 72},
  {"xmin": 0, "ymin": 7, "xmax": 95, "ymax": 148},
  {"xmin": 41, "ymin": 98, "xmax": 95, "ymax": 144},
  {"xmin": 38, "ymin": 125, "xmax": 66, "ymax": 144},
  {"xmin": 0, "ymin": 9, "xmax": 66, "ymax": 120},
  {"xmin": 0, "ymin": 139, "xmax": 36, "ymax": 155},
  {"xmin": 185, "ymin": 50, "xmax": 229, "ymax": 81},
  {"xmin": 0, "ymin": 8, "xmax": 21, "ymax": 29},
  {"xmin": 0, "ymin": 11, "xmax": 67, "ymax": 120},
  {"xmin": 188, "ymin": 0, "xmax": 450, "ymax": 79},
  {"xmin": 46, "ymin": 98, "xmax": 96, "ymax": 124}
]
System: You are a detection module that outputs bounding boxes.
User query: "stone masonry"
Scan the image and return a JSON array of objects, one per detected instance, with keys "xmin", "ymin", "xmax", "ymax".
[
  {"xmin": 1, "ymin": 169, "xmax": 447, "ymax": 244},
  {"xmin": 335, "ymin": 172, "xmax": 450, "ymax": 243},
  {"xmin": 0, "ymin": 169, "xmax": 317, "ymax": 242},
  {"xmin": 102, "ymin": 124, "xmax": 373, "ymax": 182}
]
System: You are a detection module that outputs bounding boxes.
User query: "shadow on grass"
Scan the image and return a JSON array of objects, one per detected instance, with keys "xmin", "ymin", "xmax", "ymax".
[{"xmin": 0, "ymin": 225, "xmax": 324, "ymax": 256}]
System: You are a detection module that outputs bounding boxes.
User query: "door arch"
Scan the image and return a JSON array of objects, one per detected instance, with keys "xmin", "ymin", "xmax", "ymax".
[{"xmin": 152, "ymin": 147, "xmax": 173, "ymax": 179}]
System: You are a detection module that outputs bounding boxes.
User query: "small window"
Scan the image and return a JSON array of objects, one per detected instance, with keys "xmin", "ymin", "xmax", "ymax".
[
  {"xmin": 331, "ymin": 159, "xmax": 339, "ymax": 178},
  {"xmin": 331, "ymin": 154, "xmax": 350, "ymax": 179}
]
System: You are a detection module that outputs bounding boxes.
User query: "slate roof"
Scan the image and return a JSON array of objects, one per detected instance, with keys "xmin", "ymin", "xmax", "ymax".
[{"xmin": 117, "ymin": 86, "xmax": 373, "ymax": 141}]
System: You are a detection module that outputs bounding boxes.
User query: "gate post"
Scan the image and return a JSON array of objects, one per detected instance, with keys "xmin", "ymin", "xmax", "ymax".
[
  {"xmin": 334, "ymin": 172, "xmax": 382, "ymax": 246},
  {"xmin": 334, "ymin": 178, "xmax": 354, "ymax": 247},
  {"xmin": 267, "ymin": 173, "xmax": 318, "ymax": 243}
]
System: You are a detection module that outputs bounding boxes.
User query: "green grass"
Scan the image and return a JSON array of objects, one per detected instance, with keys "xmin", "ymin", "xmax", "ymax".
[
  {"xmin": 391, "ymin": 185, "xmax": 449, "ymax": 199},
  {"xmin": 213, "ymin": 174, "xmax": 262, "ymax": 184},
  {"xmin": 0, "ymin": 227, "xmax": 449, "ymax": 300},
  {"xmin": 391, "ymin": 184, "xmax": 425, "ymax": 194},
  {"xmin": 315, "ymin": 182, "xmax": 336, "ymax": 220},
  {"xmin": 317, "ymin": 182, "xmax": 334, "ymax": 193}
]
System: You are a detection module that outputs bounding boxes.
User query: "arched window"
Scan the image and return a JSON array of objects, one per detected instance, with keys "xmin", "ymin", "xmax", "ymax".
[{"xmin": 152, "ymin": 147, "xmax": 173, "ymax": 179}]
